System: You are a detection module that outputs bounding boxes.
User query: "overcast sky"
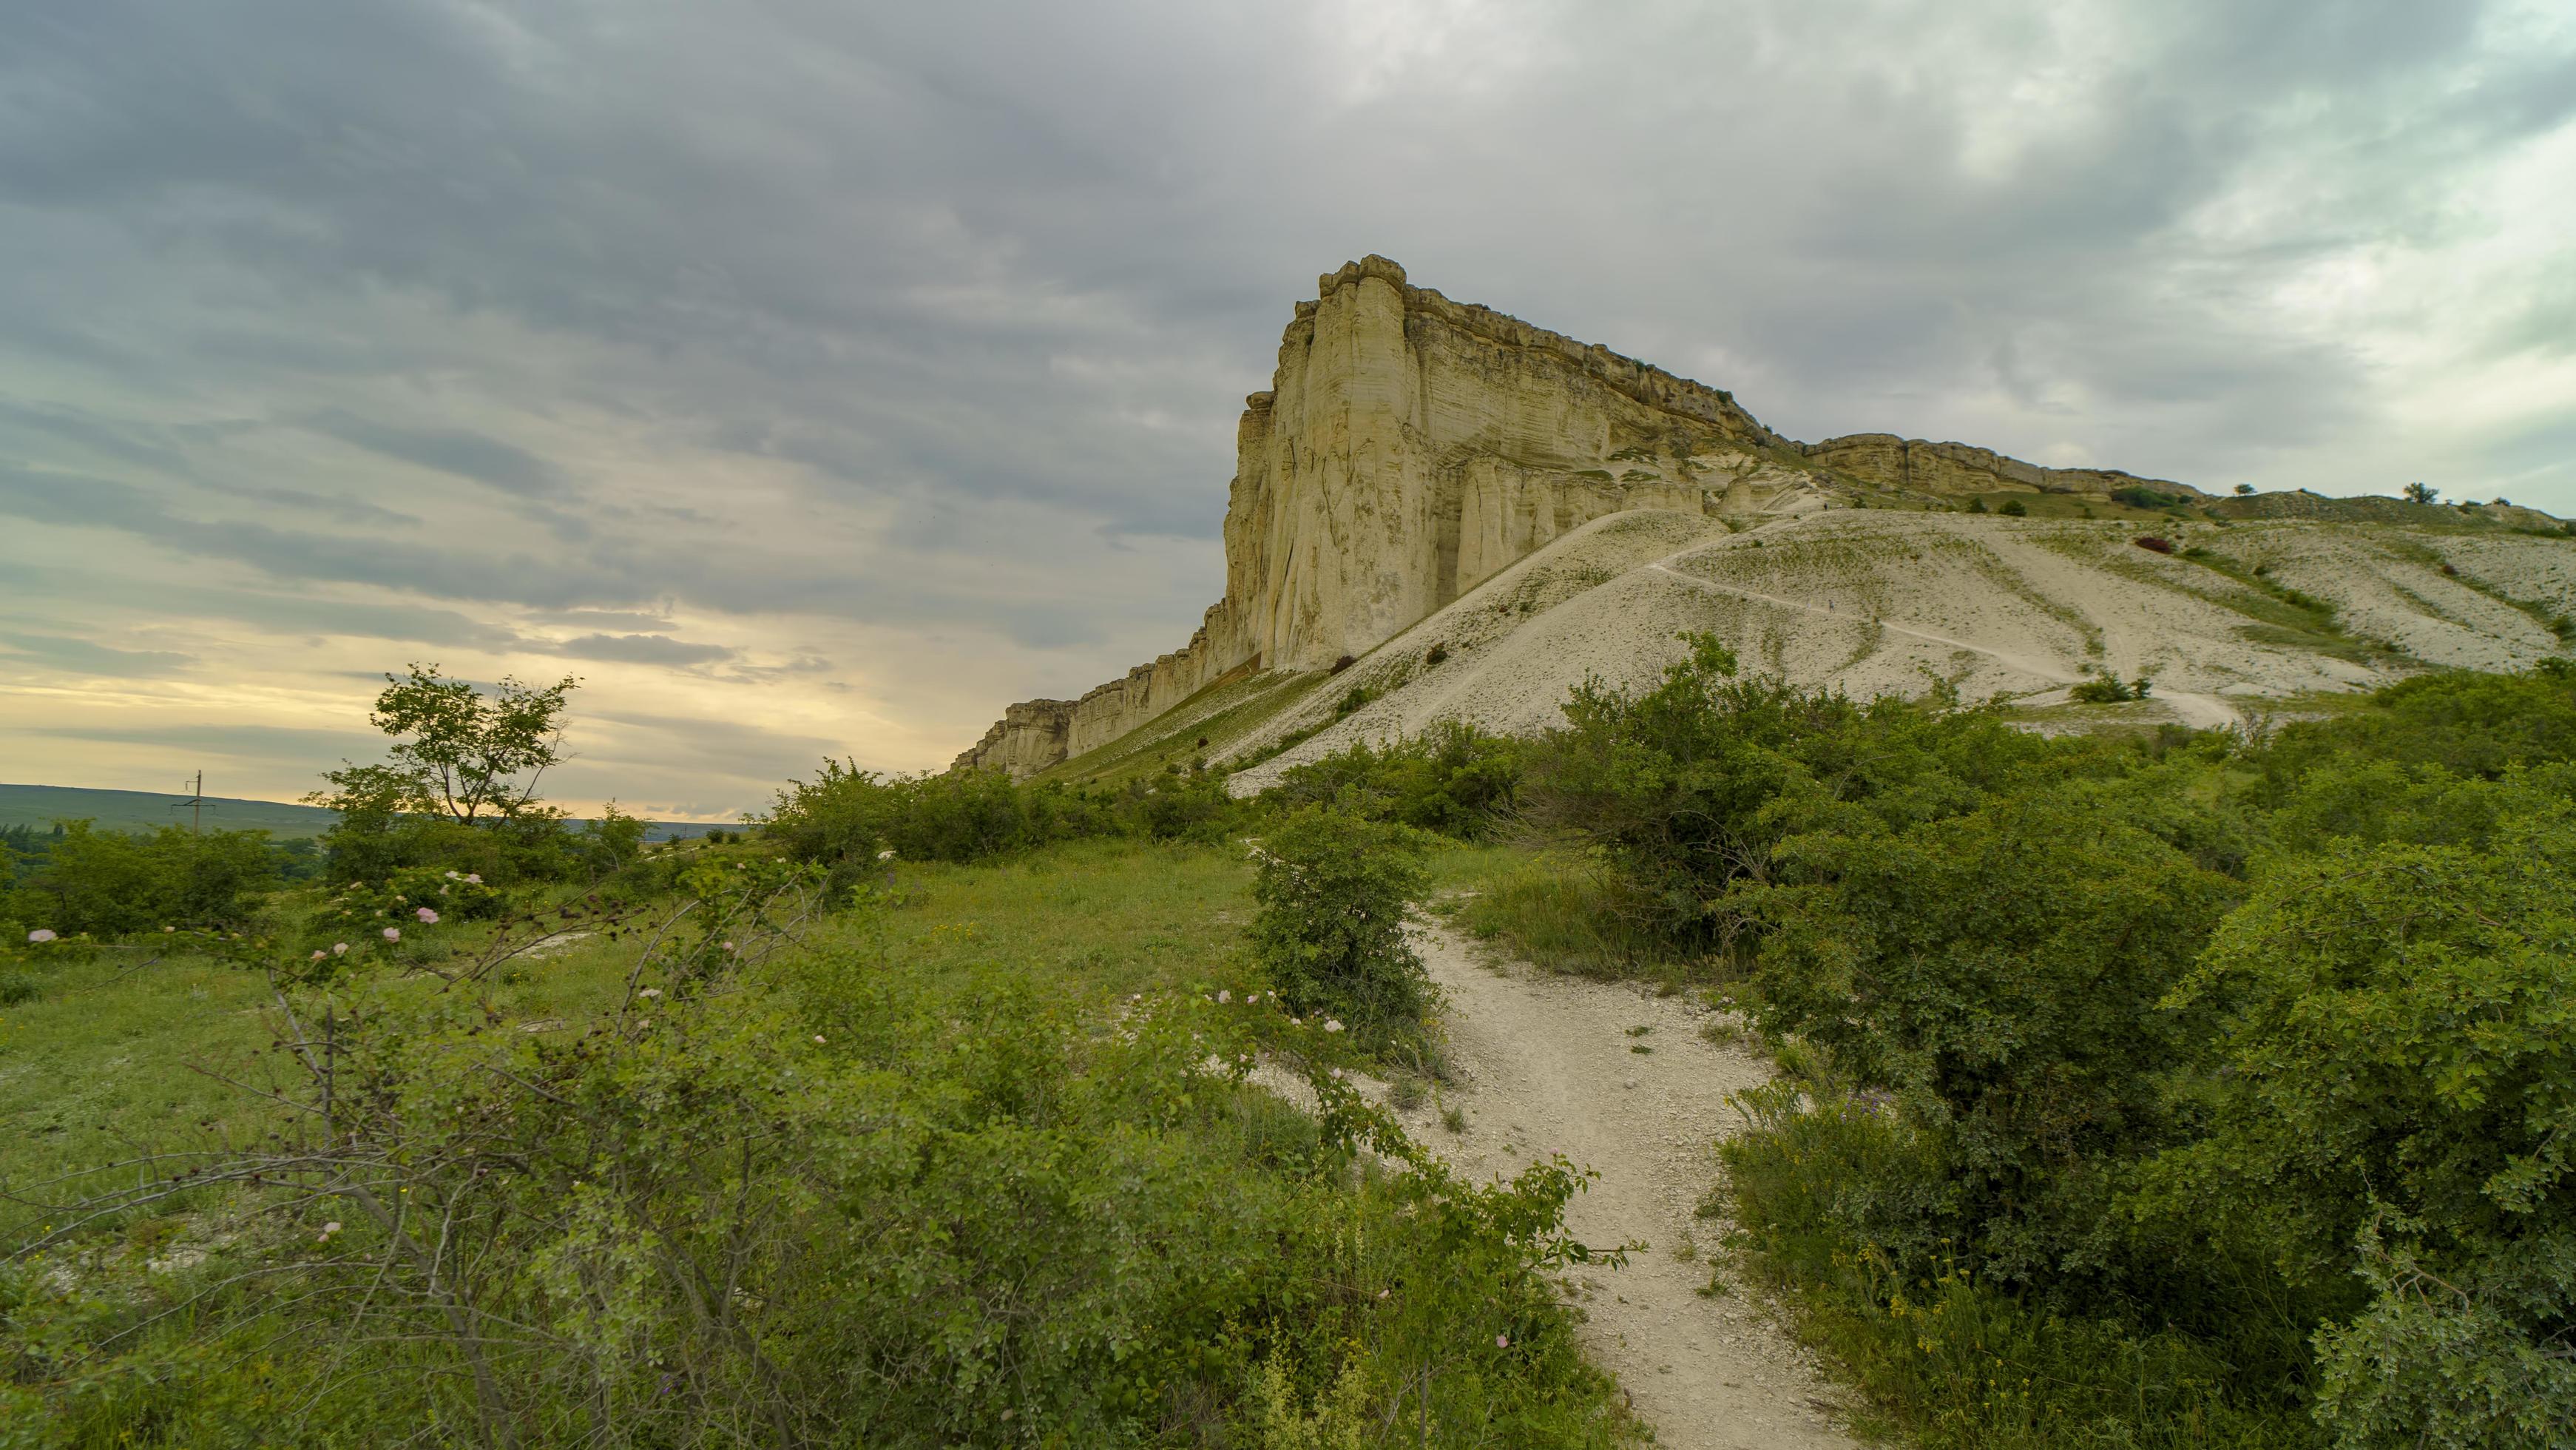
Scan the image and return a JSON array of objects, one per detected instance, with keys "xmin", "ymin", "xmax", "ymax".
[{"xmin": 4, "ymin": 1, "xmax": 2572, "ymax": 818}]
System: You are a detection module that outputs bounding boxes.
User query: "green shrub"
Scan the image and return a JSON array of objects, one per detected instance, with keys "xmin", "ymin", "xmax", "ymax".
[
  {"xmin": 1248, "ymin": 807, "xmax": 1432, "ymax": 1043},
  {"xmin": 2143, "ymin": 812, "xmax": 2576, "ymax": 1448},
  {"xmin": 1536, "ymin": 633, "xmax": 2059, "ymax": 950},
  {"xmin": 1271, "ymin": 720, "xmax": 1524, "ymax": 840},
  {"xmin": 2000, "ymin": 498, "xmax": 2029, "ymax": 516},
  {"xmin": 2069, "ymin": 674, "xmax": 2151, "ymax": 704},
  {"xmin": 1741, "ymin": 782, "xmax": 2240, "ymax": 1289},
  {"xmin": 0, "ymin": 822, "xmax": 280, "ymax": 937}
]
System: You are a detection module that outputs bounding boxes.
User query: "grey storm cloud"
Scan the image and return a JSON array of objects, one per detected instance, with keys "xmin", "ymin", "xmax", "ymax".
[
  {"xmin": 2, "ymin": 0, "xmax": 2572, "ymax": 778},
  {"xmin": 536, "ymin": 633, "xmax": 737, "ymax": 667},
  {"xmin": 0, "ymin": 633, "xmax": 190, "ymax": 677},
  {"xmin": 299, "ymin": 409, "xmax": 568, "ymax": 499}
]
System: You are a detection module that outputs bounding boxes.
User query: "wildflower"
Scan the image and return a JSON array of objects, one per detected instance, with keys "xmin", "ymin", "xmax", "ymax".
[
  {"xmin": 1495, "ymin": 1334, "xmax": 1510, "ymax": 1349},
  {"xmin": 464, "ymin": 874, "xmax": 481, "ymax": 884},
  {"xmin": 27, "ymin": 929, "xmax": 55, "ymax": 943},
  {"xmin": 721, "ymin": 940, "xmax": 736, "ymax": 953},
  {"xmin": 310, "ymin": 950, "xmax": 327, "ymax": 961},
  {"xmin": 394, "ymin": 895, "xmax": 405, "ymax": 903},
  {"xmin": 639, "ymin": 988, "xmax": 662, "ymax": 999},
  {"xmin": 439, "ymin": 885, "xmax": 450, "ymax": 895},
  {"xmin": 812, "ymin": 1034, "xmax": 825, "ymax": 1044},
  {"xmin": 1323, "ymin": 1019, "xmax": 1345, "ymax": 1033},
  {"xmin": 876, "ymin": 849, "xmax": 896, "ymax": 861},
  {"xmin": 318, "ymin": 1221, "xmax": 342, "ymax": 1241},
  {"xmin": 162, "ymin": 925, "xmax": 175, "ymax": 934},
  {"xmin": 332, "ymin": 942, "xmax": 349, "ymax": 956},
  {"xmin": 382, "ymin": 928, "xmax": 401, "ymax": 942},
  {"xmin": 1377, "ymin": 1288, "xmax": 1390, "ymax": 1300},
  {"xmin": 1245, "ymin": 992, "xmax": 1260, "ymax": 1003},
  {"xmin": 416, "ymin": 907, "xmax": 439, "ymax": 924},
  {"xmin": 444, "ymin": 871, "xmax": 460, "ymax": 880},
  {"xmin": 1291, "ymin": 1017, "xmax": 1302, "ymax": 1026}
]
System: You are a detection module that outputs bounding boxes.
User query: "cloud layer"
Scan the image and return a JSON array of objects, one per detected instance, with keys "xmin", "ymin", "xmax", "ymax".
[{"xmin": 4, "ymin": 0, "xmax": 2572, "ymax": 815}]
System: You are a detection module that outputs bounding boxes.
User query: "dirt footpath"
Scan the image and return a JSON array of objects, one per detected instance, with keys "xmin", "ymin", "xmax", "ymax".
[{"xmin": 1395, "ymin": 920, "xmax": 1858, "ymax": 1450}]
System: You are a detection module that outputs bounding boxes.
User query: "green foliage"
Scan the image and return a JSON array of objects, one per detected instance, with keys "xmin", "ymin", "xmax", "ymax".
[
  {"xmin": 1720, "ymin": 1086, "xmax": 2316, "ymax": 1450},
  {"xmin": 1451, "ymin": 854, "xmax": 1674, "ymax": 979},
  {"xmin": 322, "ymin": 662, "xmax": 577, "ymax": 824},
  {"xmin": 1742, "ymin": 783, "xmax": 2240, "ymax": 1289},
  {"xmin": 2113, "ymin": 485, "xmax": 2187, "ymax": 511},
  {"xmin": 2069, "ymin": 674, "xmax": 2153, "ymax": 704},
  {"xmin": 1528, "ymin": 652, "xmax": 2576, "ymax": 1445},
  {"xmin": 1541, "ymin": 634, "xmax": 2057, "ymax": 948},
  {"xmin": 2256, "ymin": 665, "xmax": 2576, "ymax": 787},
  {"xmin": 307, "ymin": 664, "xmax": 597, "ymax": 887},
  {"xmin": 2000, "ymin": 498, "xmax": 2029, "ymax": 516},
  {"xmin": 2146, "ymin": 815, "xmax": 2576, "ymax": 1448},
  {"xmin": 1271, "ymin": 720, "xmax": 1524, "ymax": 840},
  {"xmin": 760, "ymin": 759, "xmax": 1245, "ymax": 900},
  {"xmin": 1249, "ymin": 807, "xmax": 1433, "ymax": 1044},
  {"xmin": 2404, "ymin": 481, "xmax": 2439, "ymax": 505},
  {"xmin": 0, "ymin": 822, "xmax": 280, "ymax": 937},
  {"xmin": 1, "ymin": 878, "xmax": 1631, "ymax": 1446},
  {"xmin": 575, "ymin": 800, "xmax": 649, "ymax": 879}
]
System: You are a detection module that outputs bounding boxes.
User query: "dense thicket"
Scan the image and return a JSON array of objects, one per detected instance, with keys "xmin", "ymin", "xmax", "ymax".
[
  {"xmin": 1516, "ymin": 640, "xmax": 2576, "ymax": 1449},
  {"xmin": 759, "ymin": 758, "xmax": 1241, "ymax": 891}
]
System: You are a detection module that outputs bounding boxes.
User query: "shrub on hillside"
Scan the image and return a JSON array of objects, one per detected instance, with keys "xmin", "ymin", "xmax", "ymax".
[
  {"xmin": 1248, "ymin": 807, "xmax": 1431, "ymax": 1042},
  {"xmin": 2143, "ymin": 811, "xmax": 2576, "ymax": 1449},
  {"xmin": 1535, "ymin": 633, "xmax": 2059, "ymax": 949},
  {"xmin": 1271, "ymin": 719, "xmax": 1524, "ymax": 840},
  {"xmin": 2254, "ymin": 664, "xmax": 2576, "ymax": 790},
  {"xmin": 1739, "ymin": 782, "xmax": 2240, "ymax": 1291}
]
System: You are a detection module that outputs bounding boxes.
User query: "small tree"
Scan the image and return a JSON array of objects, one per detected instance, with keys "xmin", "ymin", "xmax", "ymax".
[
  {"xmin": 2234, "ymin": 483, "xmax": 2256, "ymax": 496},
  {"xmin": 315, "ymin": 664, "xmax": 576, "ymax": 826},
  {"xmin": 1249, "ymin": 807, "xmax": 1430, "ymax": 1042},
  {"xmin": 2404, "ymin": 481, "xmax": 2439, "ymax": 505}
]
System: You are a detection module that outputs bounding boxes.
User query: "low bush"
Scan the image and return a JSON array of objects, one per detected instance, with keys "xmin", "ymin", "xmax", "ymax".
[
  {"xmin": 2069, "ymin": 674, "xmax": 2152, "ymax": 704},
  {"xmin": 760, "ymin": 758, "xmax": 1246, "ymax": 894},
  {"xmin": 1271, "ymin": 720, "xmax": 1524, "ymax": 840},
  {"xmin": 1248, "ymin": 806, "xmax": 1433, "ymax": 1045}
]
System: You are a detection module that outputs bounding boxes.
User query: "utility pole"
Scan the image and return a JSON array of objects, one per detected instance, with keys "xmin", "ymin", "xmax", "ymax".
[{"xmin": 172, "ymin": 770, "xmax": 214, "ymax": 835}]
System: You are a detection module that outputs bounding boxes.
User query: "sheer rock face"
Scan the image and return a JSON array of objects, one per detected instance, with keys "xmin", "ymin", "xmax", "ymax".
[{"xmin": 953, "ymin": 255, "xmax": 2200, "ymax": 778}]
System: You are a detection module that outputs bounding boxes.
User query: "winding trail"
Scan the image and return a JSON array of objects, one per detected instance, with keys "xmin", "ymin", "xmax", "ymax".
[{"xmin": 1393, "ymin": 920, "xmax": 1858, "ymax": 1449}]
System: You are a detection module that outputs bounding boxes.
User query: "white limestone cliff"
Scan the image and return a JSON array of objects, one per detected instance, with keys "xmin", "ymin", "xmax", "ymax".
[{"xmin": 953, "ymin": 257, "xmax": 2214, "ymax": 777}]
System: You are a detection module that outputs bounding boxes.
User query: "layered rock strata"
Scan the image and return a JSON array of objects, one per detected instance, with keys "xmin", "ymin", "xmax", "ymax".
[
  {"xmin": 1801, "ymin": 434, "xmax": 2204, "ymax": 500},
  {"xmin": 954, "ymin": 256, "xmax": 2209, "ymax": 777}
]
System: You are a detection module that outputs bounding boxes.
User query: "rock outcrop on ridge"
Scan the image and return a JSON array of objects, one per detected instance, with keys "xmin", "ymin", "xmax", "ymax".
[{"xmin": 956, "ymin": 257, "xmax": 2570, "ymax": 778}]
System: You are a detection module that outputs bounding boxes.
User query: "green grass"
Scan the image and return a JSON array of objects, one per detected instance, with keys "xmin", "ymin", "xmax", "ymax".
[
  {"xmin": 1442, "ymin": 849, "xmax": 1692, "ymax": 984},
  {"xmin": 4, "ymin": 836, "xmax": 1646, "ymax": 1446},
  {"xmin": 1040, "ymin": 669, "xmax": 1328, "ymax": 786},
  {"xmin": 0, "ymin": 837, "xmax": 1262, "ymax": 1218}
]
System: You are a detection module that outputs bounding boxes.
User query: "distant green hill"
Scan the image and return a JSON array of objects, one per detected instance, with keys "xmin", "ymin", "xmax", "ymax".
[
  {"xmin": 0, "ymin": 783, "xmax": 340, "ymax": 838},
  {"xmin": 0, "ymin": 784, "xmax": 740, "ymax": 843}
]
